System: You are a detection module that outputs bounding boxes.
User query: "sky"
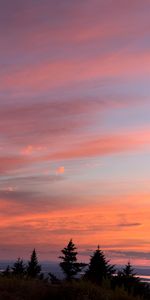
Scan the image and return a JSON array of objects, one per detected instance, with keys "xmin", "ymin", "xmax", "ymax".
[{"xmin": 0, "ymin": 0, "xmax": 150, "ymax": 265}]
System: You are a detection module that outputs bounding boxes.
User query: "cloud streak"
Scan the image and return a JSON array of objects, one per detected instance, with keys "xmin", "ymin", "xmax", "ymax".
[
  {"xmin": 50, "ymin": 129, "xmax": 150, "ymax": 160},
  {"xmin": 0, "ymin": 0, "xmax": 150, "ymax": 262}
]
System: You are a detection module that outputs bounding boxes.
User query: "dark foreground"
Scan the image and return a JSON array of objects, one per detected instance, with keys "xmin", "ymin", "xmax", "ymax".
[{"xmin": 0, "ymin": 278, "xmax": 144, "ymax": 300}]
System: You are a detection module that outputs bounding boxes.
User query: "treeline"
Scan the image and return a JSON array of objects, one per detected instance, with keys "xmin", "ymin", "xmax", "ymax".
[
  {"xmin": 2, "ymin": 248, "xmax": 42, "ymax": 279},
  {"xmin": 1, "ymin": 240, "xmax": 150, "ymax": 299}
]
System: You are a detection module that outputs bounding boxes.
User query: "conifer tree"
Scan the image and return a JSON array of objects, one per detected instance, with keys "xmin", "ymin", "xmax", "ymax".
[
  {"xmin": 122, "ymin": 261, "xmax": 137, "ymax": 278},
  {"xmin": 26, "ymin": 249, "xmax": 41, "ymax": 278},
  {"xmin": 59, "ymin": 239, "xmax": 86, "ymax": 280},
  {"xmin": 85, "ymin": 245, "xmax": 115, "ymax": 284},
  {"xmin": 113, "ymin": 261, "xmax": 150, "ymax": 298},
  {"xmin": 12, "ymin": 257, "xmax": 25, "ymax": 277},
  {"xmin": 112, "ymin": 261, "xmax": 147, "ymax": 297},
  {"xmin": 120, "ymin": 262, "xmax": 140, "ymax": 293}
]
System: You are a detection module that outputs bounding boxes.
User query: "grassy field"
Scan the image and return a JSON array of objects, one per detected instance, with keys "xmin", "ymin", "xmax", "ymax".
[{"xmin": 0, "ymin": 277, "xmax": 142, "ymax": 300}]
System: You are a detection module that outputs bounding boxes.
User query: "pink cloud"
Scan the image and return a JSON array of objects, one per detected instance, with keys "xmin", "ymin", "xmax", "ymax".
[
  {"xmin": 1, "ymin": 51, "xmax": 150, "ymax": 93},
  {"xmin": 0, "ymin": 0, "xmax": 150, "ymax": 262},
  {"xmin": 0, "ymin": 155, "xmax": 29, "ymax": 174},
  {"xmin": 0, "ymin": 127, "xmax": 150, "ymax": 175},
  {"xmin": 21, "ymin": 145, "xmax": 47, "ymax": 155},
  {"xmin": 21, "ymin": 145, "xmax": 34, "ymax": 155},
  {"xmin": 50, "ymin": 129, "xmax": 150, "ymax": 160}
]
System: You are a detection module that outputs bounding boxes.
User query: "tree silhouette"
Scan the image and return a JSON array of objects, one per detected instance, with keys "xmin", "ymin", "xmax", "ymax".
[
  {"xmin": 26, "ymin": 249, "xmax": 41, "ymax": 278},
  {"xmin": 84, "ymin": 245, "xmax": 115, "ymax": 284},
  {"xmin": 112, "ymin": 261, "xmax": 150, "ymax": 298},
  {"xmin": 12, "ymin": 258, "xmax": 25, "ymax": 277},
  {"xmin": 118, "ymin": 262, "xmax": 140, "ymax": 294},
  {"xmin": 122, "ymin": 262, "xmax": 136, "ymax": 277},
  {"xmin": 59, "ymin": 239, "xmax": 86, "ymax": 280},
  {"xmin": 48, "ymin": 272, "xmax": 60, "ymax": 284},
  {"xmin": 3, "ymin": 265, "xmax": 11, "ymax": 277}
]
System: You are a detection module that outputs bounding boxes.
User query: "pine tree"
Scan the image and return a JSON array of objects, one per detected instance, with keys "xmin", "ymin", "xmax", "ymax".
[
  {"xmin": 26, "ymin": 249, "xmax": 41, "ymax": 278},
  {"xmin": 59, "ymin": 239, "xmax": 86, "ymax": 280},
  {"xmin": 113, "ymin": 262, "xmax": 143, "ymax": 296},
  {"xmin": 120, "ymin": 262, "xmax": 140, "ymax": 294},
  {"xmin": 85, "ymin": 245, "xmax": 115, "ymax": 284},
  {"xmin": 122, "ymin": 262, "xmax": 137, "ymax": 278},
  {"xmin": 12, "ymin": 257, "xmax": 25, "ymax": 277}
]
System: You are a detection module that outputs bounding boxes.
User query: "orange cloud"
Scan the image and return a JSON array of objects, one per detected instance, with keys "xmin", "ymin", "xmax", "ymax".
[
  {"xmin": 0, "ymin": 192, "xmax": 150, "ymax": 261},
  {"xmin": 21, "ymin": 145, "xmax": 33, "ymax": 155},
  {"xmin": 21, "ymin": 145, "xmax": 47, "ymax": 156},
  {"xmin": 56, "ymin": 166, "xmax": 65, "ymax": 175}
]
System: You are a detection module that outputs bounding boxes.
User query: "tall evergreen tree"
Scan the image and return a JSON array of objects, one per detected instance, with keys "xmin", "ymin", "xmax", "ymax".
[
  {"xmin": 85, "ymin": 245, "xmax": 115, "ymax": 284},
  {"xmin": 12, "ymin": 257, "xmax": 25, "ymax": 277},
  {"xmin": 26, "ymin": 249, "xmax": 41, "ymax": 278},
  {"xmin": 59, "ymin": 239, "xmax": 86, "ymax": 280}
]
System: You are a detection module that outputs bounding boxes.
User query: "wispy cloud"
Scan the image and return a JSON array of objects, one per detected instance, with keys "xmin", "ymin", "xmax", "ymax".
[
  {"xmin": 50, "ymin": 128, "xmax": 150, "ymax": 160},
  {"xmin": 0, "ymin": 0, "xmax": 150, "ymax": 261},
  {"xmin": 117, "ymin": 222, "xmax": 142, "ymax": 228}
]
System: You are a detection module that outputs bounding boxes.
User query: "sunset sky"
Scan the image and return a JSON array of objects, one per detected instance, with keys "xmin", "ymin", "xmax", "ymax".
[{"xmin": 0, "ymin": 0, "xmax": 150, "ymax": 265}]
